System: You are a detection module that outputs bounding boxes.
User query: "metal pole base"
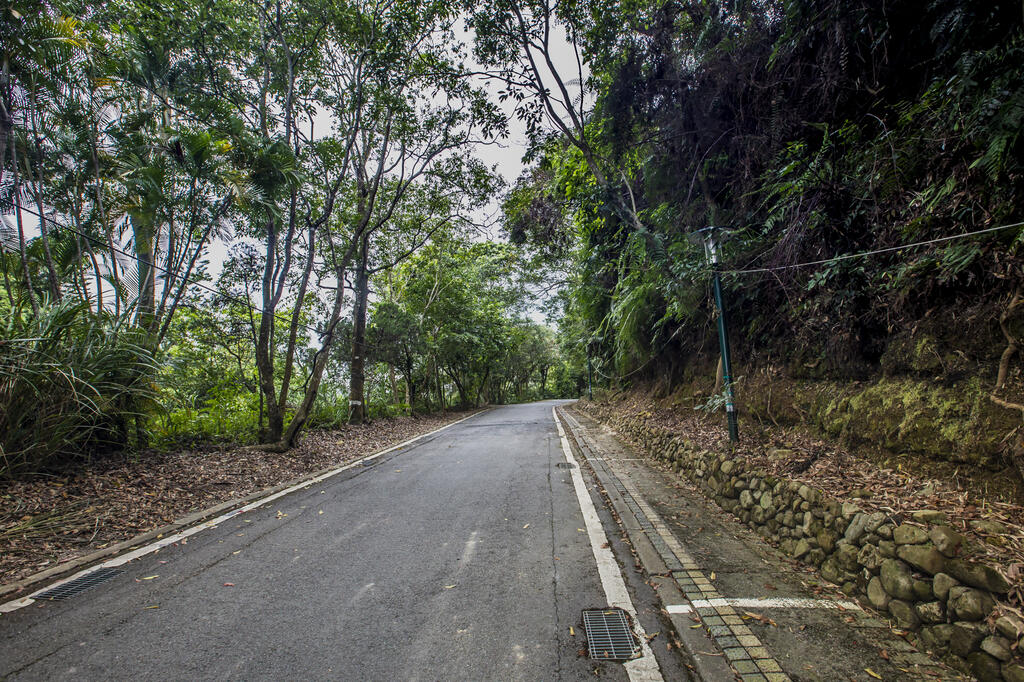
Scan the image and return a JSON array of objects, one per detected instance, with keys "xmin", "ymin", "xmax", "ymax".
[{"xmin": 727, "ymin": 410, "xmax": 739, "ymax": 443}]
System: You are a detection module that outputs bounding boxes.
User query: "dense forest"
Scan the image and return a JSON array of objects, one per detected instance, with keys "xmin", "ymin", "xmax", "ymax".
[
  {"xmin": 3, "ymin": 0, "xmax": 1023, "ymax": 484},
  {"xmin": 494, "ymin": 0, "xmax": 1024, "ymax": 483},
  {"xmin": 0, "ymin": 0, "xmax": 577, "ymax": 478}
]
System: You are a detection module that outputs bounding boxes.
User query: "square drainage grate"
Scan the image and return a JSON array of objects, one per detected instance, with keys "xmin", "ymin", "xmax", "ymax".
[
  {"xmin": 582, "ymin": 607, "xmax": 641, "ymax": 660},
  {"xmin": 34, "ymin": 567, "xmax": 123, "ymax": 601}
]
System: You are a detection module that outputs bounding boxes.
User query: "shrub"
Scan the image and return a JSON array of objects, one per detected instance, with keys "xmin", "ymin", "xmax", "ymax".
[{"xmin": 0, "ymin": 300, "xmax": 158, "ymax": 477}]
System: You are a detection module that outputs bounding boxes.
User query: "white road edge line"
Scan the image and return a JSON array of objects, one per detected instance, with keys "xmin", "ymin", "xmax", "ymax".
[
  {"xmin": 0, "ymin": 409, "xmax": 488, "ymax": 615},
  {"xmin": 666, "ymin": 598, "xmax": 861, "ymax": 614},
  {"xmin": 553, "ymin": 408, "xmax": 663, "ymax": 682}
]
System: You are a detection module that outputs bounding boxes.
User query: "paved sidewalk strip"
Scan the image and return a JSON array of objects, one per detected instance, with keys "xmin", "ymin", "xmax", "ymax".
[
  {"xmin": 558, "ymin": 407, "xmax": 967, "ymax": 682},
  {"xmin": 560, "ymin": 407, "xmax": 797, "ymax": 682},
  {"xmin": 668, "ymin": 598, "xmax": 859, "ymax": 613}
]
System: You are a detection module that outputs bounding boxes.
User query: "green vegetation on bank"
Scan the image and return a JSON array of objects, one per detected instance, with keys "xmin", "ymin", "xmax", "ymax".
[{"xmin": 490, "ymin": 0, "xmax": 1024, "ymax": 477}]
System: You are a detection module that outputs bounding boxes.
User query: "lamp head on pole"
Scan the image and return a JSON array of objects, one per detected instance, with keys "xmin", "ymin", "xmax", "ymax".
[{"xmin": 687, "ymin": 226, "xmax": 736, "ymax": 266}]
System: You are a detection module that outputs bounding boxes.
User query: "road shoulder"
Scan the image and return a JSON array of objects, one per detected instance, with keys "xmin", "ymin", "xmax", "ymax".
[{"xmin": 556, "ymin": 405, "xmax": 966, "ymax": 682}]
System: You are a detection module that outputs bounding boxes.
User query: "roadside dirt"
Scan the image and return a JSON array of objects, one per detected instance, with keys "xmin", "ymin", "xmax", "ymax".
[
  {"xmin": 566, "ymin": 405, "xmax": 966, "ymax": 681},
  {"xmin": 0, "ymin": 411, "xmax": 477, "ymax": 587},
  {"xmin": 581, "ymin": 389, "xmax": 1024, "ymax": 609}
]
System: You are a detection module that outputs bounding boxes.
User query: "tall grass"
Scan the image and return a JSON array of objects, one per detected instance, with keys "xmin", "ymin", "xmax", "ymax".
[{"xmin": 0, "ymin": 300, "xmax": 158, "ymax": 477}]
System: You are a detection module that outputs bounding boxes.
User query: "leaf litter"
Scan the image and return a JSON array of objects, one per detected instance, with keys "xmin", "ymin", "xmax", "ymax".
[{"xmin": 1, "ymin": 411, "xmax": 478, "ymax": 586}]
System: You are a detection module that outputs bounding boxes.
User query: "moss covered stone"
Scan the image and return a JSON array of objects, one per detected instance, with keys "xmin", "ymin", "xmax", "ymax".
[
  {"xmin": 897, "ymin": 544, "xmax": 946, "ymax": 575},
  {"xmin": 946, "ymin": 559, "xmax": 1011, "ymax": 594},
  {"xmin": 880, "ymin": 559, "xmax": 916, "ymax": 600}
]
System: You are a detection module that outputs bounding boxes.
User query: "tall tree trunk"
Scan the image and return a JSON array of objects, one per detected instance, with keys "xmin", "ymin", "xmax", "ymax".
[
  {"xmin": 348, "ymin": 236, "xmax": 371, "ymax": 424},
  {"xmin": 275, "ymin": 266, "xmax": 348, "ymax": 450},
  {"xmin": 0, "ymin": 241, "xmax": 15, "ymax": 307},
  {"xmin": 276, "ymin": 221, "xmax": 316, "ymax": 412},
  {"xmin": 133, "ymin": 216, "xmax": 157, "ymax": 331},
  {"xmin": 434, "ymin": 357, "xmax": 445, "ymax": 414},
  {"xmin": 29, "ymin": 84, "xmax": 61, "ymax": 301},
  {"xmin": 474, "ymin": 365, "xmax": 490, "ymax": 407},
  {"xmin": 256, "ymin": 217, "xmax": 284, "ymax": 442},
  {"xmin": 388, "ymin": 363, "xmax": 400, "ymax": 410}
]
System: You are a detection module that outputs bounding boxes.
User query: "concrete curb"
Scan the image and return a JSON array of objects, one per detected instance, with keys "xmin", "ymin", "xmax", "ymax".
[
  {"xmin": 556, "ymin": 407, "xmax": 736, "ymax": 682},
  {"xmin": 0, "ymin": 409, "xmax": 487, "ymax": 603}
]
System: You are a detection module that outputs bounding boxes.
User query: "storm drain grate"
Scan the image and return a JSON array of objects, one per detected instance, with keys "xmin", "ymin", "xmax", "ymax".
[
  {"xmin": 34, "ymin": 567, "xmax": 123, "ymax": 601},
  {"xmin": 582, "ymin": 608, "xmax": 641, "ymax": 660}
]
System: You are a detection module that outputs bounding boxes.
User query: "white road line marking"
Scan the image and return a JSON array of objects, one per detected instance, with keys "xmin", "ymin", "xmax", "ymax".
[
  {"xmin": 0, "ymin": 409, "xmax": 487, "ymax": 615},
  {"xmin": 553, "ymin": 409, "xmax": 663, "ymax": 682},
  {"xmin": 666, "ymin": 598, "xmax": 861, "ymax": 614}
]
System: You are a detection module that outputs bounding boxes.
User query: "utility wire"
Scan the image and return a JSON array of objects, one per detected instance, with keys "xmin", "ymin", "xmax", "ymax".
[
  {"xmin": 590, "ymin": 324, "xmax": 686, "ymax": 380},
  {"xmin": 589, "ymin": 219, "xmax": 1024, "ymax": 378},
  {"xmin": 720, "ymin": 221, "xmax": 1024, "ymax": 275}
]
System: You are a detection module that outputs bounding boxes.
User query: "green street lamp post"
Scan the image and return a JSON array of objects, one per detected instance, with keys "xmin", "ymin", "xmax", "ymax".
[{"xmin": 700, "ymin": 227, "xmax": 739, "ymax": 443}]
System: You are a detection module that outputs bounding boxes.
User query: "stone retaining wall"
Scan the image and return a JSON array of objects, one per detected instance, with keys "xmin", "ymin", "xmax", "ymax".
[{"xmin": 582, "ymin": 403, "xmax": 1024, "ymax": 682}]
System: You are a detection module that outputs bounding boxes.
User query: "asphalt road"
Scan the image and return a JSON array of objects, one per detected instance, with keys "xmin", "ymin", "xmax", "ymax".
[{"xmin": 0, "ymin": 401, "xmax": 673, "ymax": 681}]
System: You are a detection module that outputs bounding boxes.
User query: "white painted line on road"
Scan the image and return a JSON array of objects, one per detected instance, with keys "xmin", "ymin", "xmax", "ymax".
[
  {"xmin": 0, "ymin": 409, "xmax": 488, "ymax": 615},
  {"xmin": 553, "ymin": 409, "xmax": 663, "ymax": 682},
  {"xmin": 666, "ymin": 597, "xmax": 861, "ymax": 614}
]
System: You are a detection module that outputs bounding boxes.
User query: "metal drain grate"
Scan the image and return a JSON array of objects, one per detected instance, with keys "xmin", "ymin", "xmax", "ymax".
[
  {"xmin": 582, "ymin": 608, "xmax": 641, "ymax": 660},
  {"xmin": 34, "ymin": 567, "xmax": 123, "ymax": 601}
]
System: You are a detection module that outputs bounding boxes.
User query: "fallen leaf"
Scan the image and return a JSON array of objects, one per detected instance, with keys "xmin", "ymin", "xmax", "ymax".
[
  {"xmin": 523, "ymin": 524, "xmax": 530, "ymax": 529},
  {"xmin": 144, "ymin": 605, "xmax": 159, "ymax": 609},
  {"xmin": 865, "ymin": 668, "xmax": 882, "ymax": 679},
  {"xmin": 444, "ymin": 584, "xmax": 456, "ymax": 589},
  {"xmin": 569, "ymin": 626, "xmax": 575, "ymax": 636},
  {"xmin": 879, "ymin": 650, "xmax": 890, "ymax": 660},
  {"xmin": 232, "ymin": 550, "xmax": 241, "ymax": 555},
  {"xmin": 710, "ymin": 571, "xmax": 716, "ymax": 580},
  {"xmin": 223, "ymin": 582, "xmax": 235, "ymax": 587}
]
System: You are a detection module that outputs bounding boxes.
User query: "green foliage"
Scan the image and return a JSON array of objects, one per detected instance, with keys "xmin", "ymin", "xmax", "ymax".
[
  {"xmin": 0, "ymin": 300, "xmax": 157, "ymax": 476},
  {"xmin": 503, "ymin": 0, "xmax": 1024, "ymax": 389}
]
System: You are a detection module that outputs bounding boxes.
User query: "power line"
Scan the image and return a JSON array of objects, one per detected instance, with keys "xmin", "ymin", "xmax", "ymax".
[
  {"xmin": 720, "ymin": 221, "xmax": 1024, "ymax": 275},
  {"xmin": 590, "ymin": 324, "xmax": 686, "ymax": 380},
  {"xmin": 589, "ymin": 219, "xmax": 1024, "ymax": 379}
]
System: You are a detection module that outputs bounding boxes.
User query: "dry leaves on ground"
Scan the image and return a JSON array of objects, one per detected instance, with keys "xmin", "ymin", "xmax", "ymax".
[
  {"xmin": 0, "ymin": 411, "xmax": 477, "ymax": 587},
  {"xmin": 581, "ymin": 392, "xmax": 1024, "ymax": 603}
]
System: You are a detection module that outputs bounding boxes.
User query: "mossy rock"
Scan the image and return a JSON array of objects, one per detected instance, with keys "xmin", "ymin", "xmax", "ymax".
[
  {"xmin": 880, "ymin": 333, "xmax": 945, "ymax": 376},
  {"xmin": 808, "ymin": 377, "xmax": 1015, "ymax": 469}
]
